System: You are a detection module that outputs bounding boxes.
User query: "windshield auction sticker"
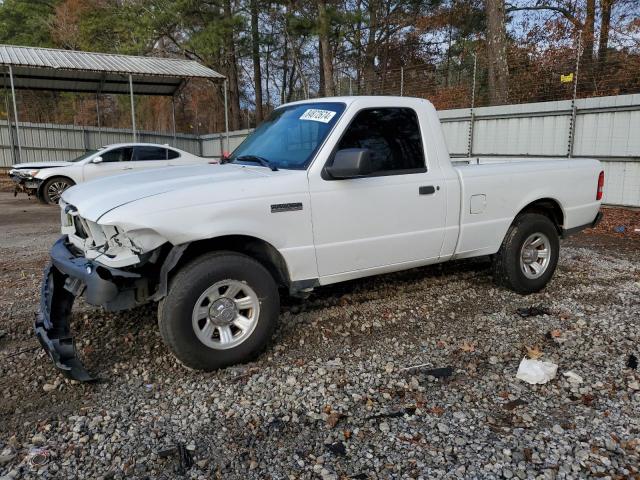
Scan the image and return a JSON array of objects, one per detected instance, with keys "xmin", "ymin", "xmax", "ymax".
[{"xmin": 299, "ymin": 109, "xmax": 337, "ymax": 123}]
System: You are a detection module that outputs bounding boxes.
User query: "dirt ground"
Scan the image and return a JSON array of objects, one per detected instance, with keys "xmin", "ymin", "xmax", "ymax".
[{"xmin": 0, "ymin": 191, "xmax": 638, "ymax": 479}]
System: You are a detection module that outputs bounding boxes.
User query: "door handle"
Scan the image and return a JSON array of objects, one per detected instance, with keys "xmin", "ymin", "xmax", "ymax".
[
  {"xmin": 123, "ymin": 167, "xmax": 134, "ymax": 170},
  {"xmin": 419, "ymin": 185, "xmax": 438, "ymax": 195}
]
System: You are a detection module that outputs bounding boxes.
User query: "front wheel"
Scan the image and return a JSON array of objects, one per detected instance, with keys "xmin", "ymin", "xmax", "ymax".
[
  {"xmin": 158, "ymin": 251, "xmax": 279, "ymax": 371},
  {"xmin": 42, "ymin": 177, "xmax": 75, "ymax": 205},
  {"xmin": 493, "ymin": 213, "xmax": 560, "ymax": 294}
]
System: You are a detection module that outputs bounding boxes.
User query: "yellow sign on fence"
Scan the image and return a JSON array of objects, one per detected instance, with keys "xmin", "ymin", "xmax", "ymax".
[{"xmin": 560, "ymin": 73, "xmax": 574, "ymax": 83}]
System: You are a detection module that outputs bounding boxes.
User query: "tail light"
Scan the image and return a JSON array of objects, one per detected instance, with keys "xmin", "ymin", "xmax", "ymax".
[{"xmin": 596, "ymin": 171, "xmax": 604, "ymax": 201}]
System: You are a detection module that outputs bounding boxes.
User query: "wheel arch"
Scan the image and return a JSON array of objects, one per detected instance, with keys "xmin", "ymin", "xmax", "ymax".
[
  {"xmin": 37, "ymin": 175, "xmax": 76, "ymax": 199},
  {"xmin": 514, "ymin": 197, "xmax": 565, "ymax": 234},
  {"xmin": 172, "ymin": 235, "xmax": 292, "ymax": 290}
]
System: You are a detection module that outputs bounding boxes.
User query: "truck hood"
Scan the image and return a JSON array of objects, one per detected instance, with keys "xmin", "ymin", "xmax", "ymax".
[
  {"xmin": 11, "ymin": 161, "xmax": 73, "ymax": 170},
  {"xmin": 62, "ymin": 163, "xmax": 285, "ymax": 221}
]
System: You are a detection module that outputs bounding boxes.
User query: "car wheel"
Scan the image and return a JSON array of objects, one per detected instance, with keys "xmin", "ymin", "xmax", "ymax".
[
  {"xmin": 493, "ymin": 213, "xmax": 560, "ymax": 294},
  {"xmin": 158, "ymin": 251, "xmax": 279, "ymax": 371},
  {"xmin": 42, "ymin": 177, "xmax": 75, "ymax": 205}
]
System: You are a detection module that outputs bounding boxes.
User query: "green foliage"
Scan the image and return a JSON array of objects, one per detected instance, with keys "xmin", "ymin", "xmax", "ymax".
[{"xmin": 0, "ymin": 0, "xmax": 59, "ymax": 46}]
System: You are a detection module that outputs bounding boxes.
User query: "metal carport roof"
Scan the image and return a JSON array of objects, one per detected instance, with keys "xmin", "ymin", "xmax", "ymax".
[{"xmin": 0, "ymin": 44, "xmax": 225, "ymax": 95}]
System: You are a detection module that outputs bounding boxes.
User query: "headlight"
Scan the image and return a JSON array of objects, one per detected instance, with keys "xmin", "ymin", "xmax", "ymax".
[
  {"xmin": 26, "ymin": 169, "xmax": 40, "ymax": 177},
  {"xmin": 106, "ymin": 227, "xmax": 167, "ymax": 254}
]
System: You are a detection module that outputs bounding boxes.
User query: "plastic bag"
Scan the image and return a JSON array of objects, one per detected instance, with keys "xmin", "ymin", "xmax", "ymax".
[{"xmin": 516, "ymin": 357, "xmax": 558, "ymax": 384}]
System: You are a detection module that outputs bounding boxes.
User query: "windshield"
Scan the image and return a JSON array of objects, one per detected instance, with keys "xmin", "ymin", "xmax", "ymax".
[
  {"xmin": 70, "ymin": 150, "xmax": 98, "ymax": 162},
  {"xmin": 229, "ymin": 102, "xmax": 345, "ymax": 170}
]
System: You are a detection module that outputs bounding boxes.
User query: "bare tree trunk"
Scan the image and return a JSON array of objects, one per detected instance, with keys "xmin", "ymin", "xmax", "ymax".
[
  {"xmin": 485, "ymin": 0, "xmax": 509, "ymax": 105},
  {"xmin": 280, "ymin": 5, "xmax": 290, "ymax": 104},
  {"xmin": 224, "ymin": 0, "xmax": 241, "ymax": 130},
  {"xmin": 354, "ymin": 0, "xmax": 363, "ymax": 94},
  {"xmin": 597, "ymin": 0, "xmax": 612, "ymax": 66},
  {"xmin": 317, "ymin": 0, "xmax": 334, "ymax": 96},
  {"xmin": 363, "ymin": 0, "xmax": 378, "ymax": 94},
  {"xmin": 318, "ymin": 39, "xmax": 326, "ymax": 96},
  {"xmin": 251, "ymin": 0, "xmax": 263, "ymax": 123},
  {"xmin": 582, "ymin": 0, "xmax": 596, "ymax": 64}
]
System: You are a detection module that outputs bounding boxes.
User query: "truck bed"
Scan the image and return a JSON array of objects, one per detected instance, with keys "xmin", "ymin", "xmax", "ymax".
[{"xmin": 447, "ymin": 157, "xmax": 602, "ymax": 259}]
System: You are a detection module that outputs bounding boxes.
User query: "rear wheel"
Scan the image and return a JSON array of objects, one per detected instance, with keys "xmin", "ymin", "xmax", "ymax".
[
  {"xmin": 493, "ymin": 213, "xmax": 560, "ymax": 294},
  {"xmin": 42, "ymin": 177, "xmax": 74, "ymax": 205},
  {"xmin": 158, "ymin": 251, "xmax": 279, "ymax": 370}
]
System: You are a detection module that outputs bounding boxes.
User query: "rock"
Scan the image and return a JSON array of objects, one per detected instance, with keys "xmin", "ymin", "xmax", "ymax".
[
  {"xmin": 31, "ymin": 434, "xmax": 46, "ymax": 445},
  {"xmin": 42, "ymin": 383, "xmax": 56, "ymax": 392},
  {"xmin": 0, "ymin": 448, "xmax": 16, "ymax": 466}
]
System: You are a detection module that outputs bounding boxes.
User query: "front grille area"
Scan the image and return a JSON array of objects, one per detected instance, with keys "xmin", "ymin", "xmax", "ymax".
[{"xmin": 74, "ymin": 216, "xmax": 89, "ymax": 239}]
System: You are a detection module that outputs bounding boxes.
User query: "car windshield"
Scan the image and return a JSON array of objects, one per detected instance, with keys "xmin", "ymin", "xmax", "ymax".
[
  {"xmin": 229, "ymin": 102, "xmax": 346, "ymax": 170},
  {"xmin": 70, "ymin": 150, "xmax": 98, "ymax": 162}
]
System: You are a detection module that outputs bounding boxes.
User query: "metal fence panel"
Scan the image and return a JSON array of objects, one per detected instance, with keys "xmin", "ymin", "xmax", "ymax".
[
  {"xmin": 0, "ymin": 121, "xmax": 201, "ymax": 166},
  {"xmin": 3, "ymin": 95, "xmax": 640, "ymax": 206}
]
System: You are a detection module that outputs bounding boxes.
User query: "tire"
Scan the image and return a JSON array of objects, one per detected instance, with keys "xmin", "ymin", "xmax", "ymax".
[
  {"xmin": 42, "ymin": 177, "xmax": 75, "ymax": 205},
  {"xmin": 36, "ymin": 188, "xmax": 48, "ymax": 204},
  {"xmin": 493, "ymin": 213, "xmax": 560, "ymax": 294},
  {"xmin": 158, "ymin": 251, "xmax": 280, "ymax": 371}
]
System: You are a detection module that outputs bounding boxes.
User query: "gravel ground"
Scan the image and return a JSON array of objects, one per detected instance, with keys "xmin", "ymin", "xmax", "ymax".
[{"xmin": 0, "ymin": 192, "xmax": 639, "ymax": 480}]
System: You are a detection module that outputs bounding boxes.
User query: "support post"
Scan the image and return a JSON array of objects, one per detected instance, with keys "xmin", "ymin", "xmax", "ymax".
[
  {"xmin": 400, "ymin": 67, "xmax": 404, "ymax": 96},
  {"xmin": 128, "ymin": 74, "xmax": 137, "ymax": 142},
  {"xmin": 568, "ymin": 30, "xmax": 582, "ymax": 158},
  {"xmin": 96, "ymin": 75, "xmax": 105, "ymax": 148},
  {"xmin": 467, "ymin": 54, "xmax": 477, "ymax": 158},
  {"xmin": 8, "ymin": 65, "xmax": 22, "ymax": 162},
  {"xmin": 2, "ymin": 71, "xmax": 17, "ymax": 165},
  {"xmin": 95, "ymin": 93, "xmax": 102, "ymax": 147},
  {"xmin": 224, "ymin": 79, "xmax": 230, "ymax": 154},
  {"xmin": 171, "ymin": 97, "xmax": 177, "ymax": 146}
]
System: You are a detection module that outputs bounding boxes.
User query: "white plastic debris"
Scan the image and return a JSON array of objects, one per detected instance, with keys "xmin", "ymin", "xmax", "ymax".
[
  {"xmin": 563, "ymin": 371, "xmax": 583, "ymax": 384},
  {"xmin": 516, "ymin": 357, "xmax": 558, "ymax": 384}
]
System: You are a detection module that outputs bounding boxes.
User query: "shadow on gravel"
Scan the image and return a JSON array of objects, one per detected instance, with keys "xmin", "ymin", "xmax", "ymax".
[{"xmin": 281, "ymin": 256, "xmax": 493, "ymax": 311}]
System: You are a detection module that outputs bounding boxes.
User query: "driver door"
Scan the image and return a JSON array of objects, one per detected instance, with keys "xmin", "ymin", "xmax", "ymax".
[
  {"xmin": 82, "ymin": 147, "xmax": 134, "ymax": 181},
  {"xmin": 308, "ymin": 107, "xmax": 447, "ymax": 279}
]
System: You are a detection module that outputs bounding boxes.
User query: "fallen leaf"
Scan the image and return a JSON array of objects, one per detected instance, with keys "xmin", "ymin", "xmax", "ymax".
[
  {"xmin": 550, "ymin": 329, "xmax": 562, "ymax": 338},
  {"xmin": 436, "ymin": 340, "xmax": 446, "ymax": 349},
  {"xmin": 429, "ymin": 406, "xmax": 445, "ymax": 416},
  {"xmin": 581, "ymin": 394, "xmax": 595, "ymax": 406},
  {"xmin": 503, "ymin": 399, "xmax": 528, "ymax": 410},
  {"xmin": 343, "ymin": 430, "xmax": 351, "ymax": 440},
  {"xmin": 460, "ymin": 341, "xmax": 476, "ymax": 352},
  {"xmin": 498, "ymin": 391, "xmax": 510, "ymax": 399},
  {"xmin": 326, "ymin": 411, "xmax": 342, "ymax": 428},
  {"xmin": 526, "ymin": 345, "xmax": 544, "ymax": 359}
]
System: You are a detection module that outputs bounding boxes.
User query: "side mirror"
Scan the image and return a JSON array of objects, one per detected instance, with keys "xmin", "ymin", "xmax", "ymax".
[
  {"xmin": 91, "ymin": 156, "xmax": 103, "ymax": 164},
  {"xmin": 325, "ymin": 148, "xmax": 373, "ymax": 179}
]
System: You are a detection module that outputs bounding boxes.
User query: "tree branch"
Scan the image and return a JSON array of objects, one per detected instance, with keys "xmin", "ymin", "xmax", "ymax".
[{"xmin": 505, "ymin": 5, "xmax": 583, "ymax": 28}]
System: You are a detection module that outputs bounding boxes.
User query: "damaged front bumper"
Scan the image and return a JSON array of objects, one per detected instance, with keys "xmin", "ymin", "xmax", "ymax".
[
  {"xmin": 35, "ymin": 236, "xmax": 145, "ymax": 381},
  {"xmin": 9, "ymin": 171, "xmax": 42, "ymax": 197}
]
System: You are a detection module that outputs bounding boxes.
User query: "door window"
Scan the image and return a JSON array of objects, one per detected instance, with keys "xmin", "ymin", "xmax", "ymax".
[
  {"xmin": 100, "ymin": 147, "xmax": 133, "ymax": 162},
  {"xmin": 167, "ymin": 149, "xmax": 181, "ymax": 160},
  {"xmin": 335, "ymin": 108, "xmax": 425, "ymax": 175},
  {"xmin": 133, "ymin": 146, "xmax": 168, "ymax": 161}
]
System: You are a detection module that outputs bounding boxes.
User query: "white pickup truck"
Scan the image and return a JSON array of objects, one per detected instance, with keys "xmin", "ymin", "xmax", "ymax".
[{"xmin": 36, "ymin": 96, "xmax": 603, "ymax": 380}]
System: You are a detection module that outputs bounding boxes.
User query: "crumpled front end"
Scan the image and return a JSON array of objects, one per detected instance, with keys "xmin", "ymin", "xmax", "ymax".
[
  {"xmin": 36, "ymin": 236, "xmax": 148, "ymax": 381},
  {"xmin": 8, "ymin": 169, "xmax": 42, "ymax": 197}
]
